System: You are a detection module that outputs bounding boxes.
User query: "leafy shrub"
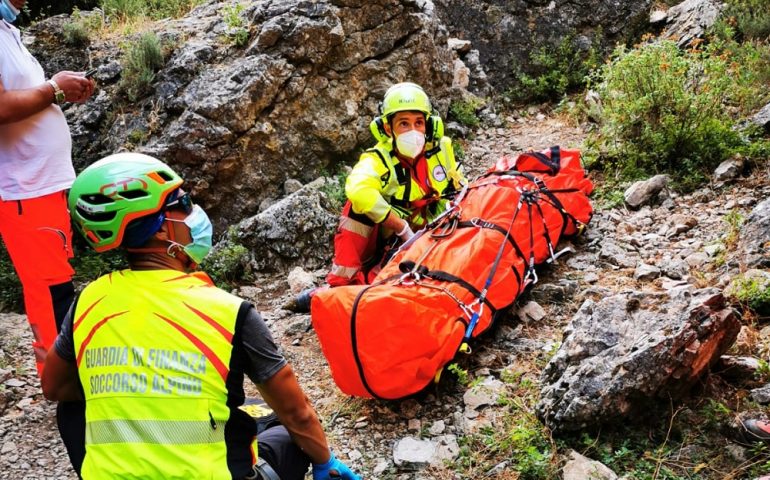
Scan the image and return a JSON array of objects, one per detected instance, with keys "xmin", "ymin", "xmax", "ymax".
[
  {"xmin": 63, "ymin": 8, "xmax": 102, "ymax": 46},
  {"xmin": 717, "ymin": 0, "xmax": 770, "ymax": 41},
  {"xmin": 449, "ymin": 97, "xmax": 485, "ymax": 128},
  {"xmin": 586, "ymin": 40, "xmax": 746, "ymax": 188},
  {"xmin": 119, "ymin": 32, "xmax": 164, "ymax": 101},
  {"xmin": 513, "ymin": 33, "xmax": 601, "ymax": 102}
]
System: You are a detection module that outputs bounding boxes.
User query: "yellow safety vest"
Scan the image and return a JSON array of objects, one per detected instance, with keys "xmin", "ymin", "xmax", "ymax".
[
  {"xmin": 345, "ymin": 136, "xmax": 464, "ymax": 228},
  {"xmin": 72, "ymin": 269, "xmax": 252, "ymax": 479}
]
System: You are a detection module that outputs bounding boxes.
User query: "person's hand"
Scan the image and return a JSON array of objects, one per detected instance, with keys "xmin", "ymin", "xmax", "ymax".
[
  {"xmin": 396, "ymin": 221, "xmax": 414, "ymax": 242},
  {"xmin": 51, "ymin": 71, "xmax": 95, "ymax": 103},
  {"xmin": 312, "ymin": 452, "xmax": 361, "ymax": 480}
]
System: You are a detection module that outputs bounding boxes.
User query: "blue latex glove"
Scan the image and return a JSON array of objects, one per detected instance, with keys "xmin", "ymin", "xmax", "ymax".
[{"xmin": 312, "ymin": 452, "xmax": 361, "ymax": 480}]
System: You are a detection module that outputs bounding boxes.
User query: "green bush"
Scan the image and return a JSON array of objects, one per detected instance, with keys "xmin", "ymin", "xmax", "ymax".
[
  {"xmin": 119, "ymin": 32, "xmax": 164, "ymax": 101},
  {"xmin": 513, "ymin": 33, "xmax": 601, "ymax": 102},
  {"xmin": 586, "ymin": 40, "xmax": 747, "ymax": 188},
  {"xmin": 200, "ymin": 227, "xmax": 253, "ymax": 288},
  {"xmin": 728, "ymin": 274, "xmax": 770, "ymax": 315},
  {"xmin": 100, "ymin": 0, "xmax": 201, "ymax": 21},
  {"xmin": 63, "ymin": 8, "xmax": 100, "ymax": 46},
  {"xmin": 718, "ymin": 0, "xmax": 770, "ymax": 41},
  {"xmin": 449, "ymin": 97, "xmax": 485, "ymax": 128}
]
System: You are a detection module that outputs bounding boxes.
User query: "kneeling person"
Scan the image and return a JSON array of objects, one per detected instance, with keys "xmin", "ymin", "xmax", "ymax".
[{"xmin": 42, "ymin": 153, "xmax": 359, "ymax": 480}]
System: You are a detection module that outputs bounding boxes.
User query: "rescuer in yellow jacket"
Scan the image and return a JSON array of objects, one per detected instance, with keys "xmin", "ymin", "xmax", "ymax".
[
  {"xmin": 286, "ymin": 82, "xmax": 465, "ymax": 312},
  {"xmin": 42, "ymin": 153, "xmax": 360, "ymax": 480}
]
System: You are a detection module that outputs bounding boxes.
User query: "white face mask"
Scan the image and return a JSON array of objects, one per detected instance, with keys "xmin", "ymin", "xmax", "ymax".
[{"xmin": 395, "ymin": 129, "xmax": 426, "ymax": 159}]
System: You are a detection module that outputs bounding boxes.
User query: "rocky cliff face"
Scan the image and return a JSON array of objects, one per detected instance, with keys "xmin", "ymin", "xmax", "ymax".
[
  {"xmin": 26, "ymin": 0, "xmax": 453, "ymax": 230},
  {"xmin": 433, "ymin": 0, "xmax": 653, "ymax": 91}
]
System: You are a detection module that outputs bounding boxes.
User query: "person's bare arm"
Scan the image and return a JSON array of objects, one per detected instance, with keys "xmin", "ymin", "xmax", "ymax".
[
  {"xmin": 0, "ymin": 71, "xmax": 95, "ymax": 124},
  {"xmin": 41, "ymin": 348, "xmax": 83, "ymax": 401},
  {"xmin": 382, "ymin": 209, "xmax": 408, "ymax": 231},
  {"xmin": 257, "ymin": 365, "xmax": 331, "ymax": 464}
]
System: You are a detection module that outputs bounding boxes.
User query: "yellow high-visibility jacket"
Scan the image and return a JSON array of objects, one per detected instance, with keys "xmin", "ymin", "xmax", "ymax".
[
  {"xmin": 72, "ymin": 269, "xmax": 254, "ymax": 479},
  {"xmin": 345, "ymin": 136, "xmax": 464, "ymax": 229}
]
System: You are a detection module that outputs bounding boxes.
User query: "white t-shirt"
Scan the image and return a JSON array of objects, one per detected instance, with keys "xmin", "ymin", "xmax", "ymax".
[{"xmin": 0, "ymin": 19, "xmax": 74, "ymax": 201}]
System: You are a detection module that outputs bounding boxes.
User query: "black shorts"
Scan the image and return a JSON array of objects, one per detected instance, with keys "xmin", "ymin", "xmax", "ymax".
[{"xmin": 250, "ymin": 425, "xmax": 311, "ymax": 480}]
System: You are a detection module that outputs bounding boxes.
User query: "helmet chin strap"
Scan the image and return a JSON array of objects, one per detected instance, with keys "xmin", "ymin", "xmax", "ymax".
[{"xmin": 125, "ymin": 218, "xmax": 186, "ymax": 261}]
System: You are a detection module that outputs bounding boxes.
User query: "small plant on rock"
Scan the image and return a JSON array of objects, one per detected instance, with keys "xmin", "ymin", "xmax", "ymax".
[
  {"xmin": 119, "ymin": 31, "xmax": 165, "ymax": 101},
  {"xmin": 318, "ymin": 169, "xmax": 348, "ymax": 214},
  {"xmin": 222, "ymin": 3, "xmax": 249, "ymax": 48},
  {"xmin": 727, "ymin": 274, "xmax": 770, "ymax": 315},
  {"xmin": 200, "ymin": 226, "xmax": 253, "ymax": 288},
  {"xmin": 449, "ymin": 97, "xmax": 485, "ymax": 128},
  {"xmin": 63, "ymin": 8, "xmax": 103, "ymax": 47}
]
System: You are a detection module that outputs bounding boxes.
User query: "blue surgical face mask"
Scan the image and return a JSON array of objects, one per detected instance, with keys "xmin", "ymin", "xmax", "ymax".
[
  {"xmin": 0, "ymin": 0, "xmax": 20, "ymax": 23},
  {"xmin": 166, "ymin": 204, "xmax": 213, "ymax": 264}
]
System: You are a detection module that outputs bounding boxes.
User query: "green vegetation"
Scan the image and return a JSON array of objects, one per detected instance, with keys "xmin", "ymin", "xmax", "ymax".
[
  {"xmin": 72, "ymin": 246, "xmax": 128, "ymax": 283},
  {"xmin": 513, "ymin": 33, "xmax": 601, "ymax": 102},
  {"xmin": 571, "ymin": 401, "xmax": 769, "ymax": 479},
  {"xmin": 200, "ymin": 226, "xmax": 253, "ymax": 288},
  {"xmin": 453, "ymin": 370, "xmax": 557, "ymax": 479},
  {"xmin": 0, "ymin": 237, "xmax": 127, "ymax": 314},
  {"xmin": 449, "ymin": 97, "xmax": 485, "ymax": 128},
  {"xmin": 724, "ymin": 210, "xmax": 745, "ymax": 249},
  {"xmin": 100, "ymin": 0, "xmax": 202, "ymax": 21},
  {"xmin": 727, "ymin": 273, "xmax": 770, "ymax": 314},
  {"xmin": 119, "ymin": 32, "xmax": 165, "ymax": 102},
  {"xmin": 222, "ymin": 3, "xmax": 249, "ymax": 48},
  {"xmin": 446, "ymin": 362, "xmax": 470, "ymax": 386},
  {"xmin": 63, "ymin": 8, "xmax": 102, "ymax": 47},
  {"xmin": 715, "ymin": 0, "xmax": 770, "ymax": 41},
  {"xmin": 319, "ymin": 171, "xmax": 348, "ymax": 214},
  {"xmin": 452, "ymin": 139, "xmax": 467, "ymax": 164},
  {"xmin": 584, "ymin": 37, "xmax": 770, "ymax": 191}
]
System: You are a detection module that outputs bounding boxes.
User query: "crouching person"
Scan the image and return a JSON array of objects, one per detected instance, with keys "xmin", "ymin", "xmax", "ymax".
[{"xmin": 42, "ymin": 153, "xmax": 359, "ymax": 480}]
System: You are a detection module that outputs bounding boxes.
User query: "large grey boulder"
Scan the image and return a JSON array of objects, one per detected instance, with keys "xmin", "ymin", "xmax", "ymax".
[
  {"xmin": 28, "ymin": 0, "xmax": 453, "ymax": 230},
  {"xmin": 662, "ymin": 0, "xmax": 723, "ymax": 47},
  {"xmin": 537, "ymin": 291, "xmax": 740, "ymax": 432},
  {"xmin": 231, "ymin": 183, "xmax": 338, "ymax": 272},
  {"xmin": 433, "ymin": 0, "xmax": 652, "ymax": 91},
  {"xmin": 738, "ymin": 198, "xmax": 770, "ymax": 267}
]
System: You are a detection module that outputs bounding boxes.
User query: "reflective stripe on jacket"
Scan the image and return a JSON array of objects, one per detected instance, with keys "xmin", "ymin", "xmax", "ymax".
[
  {"xmin": 72, "ymin": 269, "xmax": 252, "ymax": 479},
  {"xmin": 345, "ymin": 136, "xmax": 463, "ymax": 228}
]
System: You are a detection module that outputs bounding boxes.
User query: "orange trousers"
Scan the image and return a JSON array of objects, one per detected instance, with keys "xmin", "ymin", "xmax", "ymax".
[
  {"xmin": 326, "ymin": 201, "xmax": 387, "ymax": 287},
  {"xmin": 0, "ymin": 190, "xmax": 74, "ymax": 375}
]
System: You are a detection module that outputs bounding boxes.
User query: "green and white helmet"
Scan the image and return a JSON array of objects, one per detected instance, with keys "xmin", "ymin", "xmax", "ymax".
[
  {"xmin": 381, "ymin": 82, "xmax": 432, "ymax": 118},
  {"xmin": 68, "ymin": 153, "xmax": 183, "ymax": 252}
]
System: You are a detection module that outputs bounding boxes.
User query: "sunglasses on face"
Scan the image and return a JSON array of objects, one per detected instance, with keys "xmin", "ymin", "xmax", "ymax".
[{"xmin": 165, "ymin": 192, "xmax": 193, "ymax": 214}]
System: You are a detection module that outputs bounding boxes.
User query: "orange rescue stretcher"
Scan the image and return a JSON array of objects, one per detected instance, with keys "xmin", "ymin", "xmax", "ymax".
[{"xmin": 311, "ymin": 146, "xmax": 594, "ymax": 399}]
